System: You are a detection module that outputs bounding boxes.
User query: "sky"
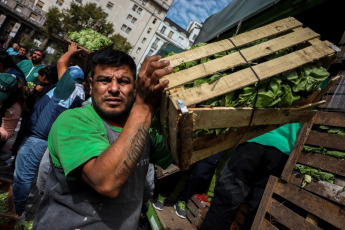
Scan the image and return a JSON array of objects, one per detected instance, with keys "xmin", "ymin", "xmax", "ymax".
[{"xmin": 166, "ymin": 0, "xmax": 232, "ymax": 29}]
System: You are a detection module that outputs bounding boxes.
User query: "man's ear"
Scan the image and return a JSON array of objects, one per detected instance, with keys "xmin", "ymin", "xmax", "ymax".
[{"xmin": 89, "ymin": 77, "xmax": 93, "ymax": 92}]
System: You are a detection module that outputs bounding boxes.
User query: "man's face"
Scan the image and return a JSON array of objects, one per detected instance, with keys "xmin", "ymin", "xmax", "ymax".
[
  {"xmin": 90, "ymin": 65, "xmax": 136, "ymax": 123},
  {"xmin": 19, "ymin": 47, "xmax": 27, "ymax": 56},
  {"xmin": 32, "ymin": 51, "xmax": 43, "ymax": 64},
  {"xmin": 13, "ymin": 43, "xmax": 19, "ymax": 51}
]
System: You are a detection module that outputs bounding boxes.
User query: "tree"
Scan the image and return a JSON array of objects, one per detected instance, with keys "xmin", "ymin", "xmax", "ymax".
[{"xmin": 110, "ymin": 34, "xmax": 132, "ymax": 53}]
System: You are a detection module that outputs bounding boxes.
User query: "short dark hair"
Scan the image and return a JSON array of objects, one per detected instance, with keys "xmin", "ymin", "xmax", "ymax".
[
  {"xmin": 20, "ymin": 45, "xmax": 28, "ymax": 52},
  {"xmin": 38, "ymin": 62, "xmax": 58, "ymax": 84},
  {"xmin": 34, "ymin": 48, "xmax": 45, "ymax": 59},
  {"xmin": 91, "ymin": 49, "xmax": 136, "ymax": 81}
]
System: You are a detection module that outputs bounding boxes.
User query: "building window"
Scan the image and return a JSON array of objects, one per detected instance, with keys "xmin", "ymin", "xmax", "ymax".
[
  {"xmin": 14, "ymin": 4, "xmax": 23, "ymax": 13},
  {"xmin": 36, "ymin": 0, "xmax": 44, "ymax": 8},
  {"xmin": 56, "ymin": 0, "xmax": 64, "ymax": 6},
  {"xmin": 0, "ymin": 0, "xmax": 8, "ymax": 3},
  {"xmin": 126, "ymin": 27, "xmax": 132, "ymax": 34},
  {"xmin": 29, "ymin": 13, "xmax": 38, "ymax": 21},
  {"xmin": 141, "ymin": 38, "xmax": 146, "ymax": 44},
  {"xmin": 136, "ymin": 47, "xmax": 141, "ymax": 54},
  {"xmin": 121, "ymin": 24, "xmax": 127, "ymax": 31},
  {"xmin": 137, "ymin": 7, "xmax": 142, "ymax": 14},
  {"xmin": 158, "ymin": 10, "xmax": 161, "ymax": 14},
  {"xmin": 131, "ymin": 17, "xmax": 137, "ymax": 24},
  {"xmin": 127, "ymin": 14, "xmax": 133, "ymax": 21},
  {"xmin": 160, "ymin": 26, "xmax": 166, "ymax": 34},
  {"xmin": 148, "ymin": 49, "xmax": 153, "ymax": 56},
  {"xmin": 142, "ymin": 0, "xmax": 147, "ymax": 5},
  {"xmin": 132, "ymin": 4, "xmax": 138, "ymax": 11},
  {"xmin": 147, "ymin": 28, "xmax": 152, "ymax": 34},
  {"xmin": 153, "ymin": 18, "xmax": 157, "ymax": 24},
  {"xmin": 168, "ymin": 31, "xmax": 174, "ymax": 38},
  {"xmin": 193, "ymin": 34, "xmax": 197, "ymax": 40},
  {"xmin": 106, "ymin": 1, "xmax": 114, "ymax": 10},
  {"xmin": 177, "ymin": 37, "xmax": 183, "ymax": 43}
]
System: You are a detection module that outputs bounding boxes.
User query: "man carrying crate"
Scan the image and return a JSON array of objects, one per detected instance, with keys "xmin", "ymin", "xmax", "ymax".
[{"xmin": 32, "ymin": 48, "xmax": 173, "ymax": 229}]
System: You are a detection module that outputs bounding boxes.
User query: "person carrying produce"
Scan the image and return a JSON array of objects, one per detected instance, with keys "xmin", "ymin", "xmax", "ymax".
[
  {"xmin": 17, "ymin": 49, "xmax": 45, "ymax": 86},
  {"xmin": 200, "ymin": 123, "xmax": 303, "ymax": 230},
  {"xmin": 12, "ymin": 42, "xmax": 86, "ymax": 220},
  {"xmin": 32, "ymin": 48, "xmax": 173, "ymax": 229}
]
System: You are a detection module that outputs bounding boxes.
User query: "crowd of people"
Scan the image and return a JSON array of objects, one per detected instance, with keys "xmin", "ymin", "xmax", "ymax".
[{"xmin": 0, "ymin": 39, "xmax": 309, "ymax": 230}]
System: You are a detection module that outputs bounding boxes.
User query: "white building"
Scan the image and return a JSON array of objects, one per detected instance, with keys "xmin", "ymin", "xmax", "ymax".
[
  {"xmin": 138, "ymin": 18, "xmax": 201, "ymax": 70},
  {"xmin": 32, "ymin": 0, "xmax": 174, "ymax": 65}
]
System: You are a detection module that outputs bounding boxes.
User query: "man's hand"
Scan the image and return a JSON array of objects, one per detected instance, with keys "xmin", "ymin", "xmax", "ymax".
[
  {"xmin": 136, "ymin": 55, "xmax": 172, "ymax": 111},
  {"xmin": 67, "ymin": 42, "xmax": 82, "ymax": 55}
]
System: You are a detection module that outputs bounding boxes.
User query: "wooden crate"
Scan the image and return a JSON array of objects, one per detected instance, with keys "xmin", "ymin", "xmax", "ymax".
[
  {"xmin": 0, "ymin": 177, "xmax": 18, "ymax": 230},
  {"xmin": 64, "ymin": 38, "xmax": 113, "ymax": 75},
  {"xmin": 159, "ymin": 17, "xmax": 339, "ymax": 170},
  {"xmin": 186, "ymin": 195, "xmax": 210, "ymax": 229},
  {"xmin": 252, "ymin": 175, "xmax": 345, "ymax": 230},
  {"xmin": 281, "ymin": 110, "xmax": 345, "ymax": 207}
]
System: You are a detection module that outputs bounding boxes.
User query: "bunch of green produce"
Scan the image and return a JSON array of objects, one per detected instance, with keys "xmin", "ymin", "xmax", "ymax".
[
  {"xmin": 313, "ymin": 125, "xmax": 345, "ymax": 136},
  {"xmin": 294, "ymin": 163, "xmax": 335, "ymax": 187},
  {"xmin": 14, "ymin": 220, "xmax": 34, "ymax": 230},
  {"xmin": 67, "ymin": 28, "xmax": 112, "ymax": 51},
  {"xmin": 0, "ymin": 191, "xmax": 9, "ymax": 224},
  {"xmin": 27, "ymin": 82, "xmax": 35, "ymax": 89},
  {"xmin": 303, "ymin": 145, "xmax": 345, "ymax": 159}
]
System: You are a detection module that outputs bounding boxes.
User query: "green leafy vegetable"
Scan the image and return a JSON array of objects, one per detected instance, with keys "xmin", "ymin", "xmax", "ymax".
[{"xmin": 67, "ymin": 28, "xmax": 112, "ymax": 51}]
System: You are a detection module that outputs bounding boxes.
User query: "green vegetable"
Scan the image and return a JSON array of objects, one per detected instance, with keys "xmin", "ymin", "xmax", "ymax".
[
  {"xmin": 294, "ymin": 163, "xmax": 335, "ymax": 184},
  {"xmin": 27, "ymin": 82, "xmax": 35, "ymax": 89},
  {"xmin": 67, "ymin": 28, "xmax": 112, "ymax": 51},
  {"xmin": 303, "ymin": 145, "xmax": 345, "ymax": 159}
]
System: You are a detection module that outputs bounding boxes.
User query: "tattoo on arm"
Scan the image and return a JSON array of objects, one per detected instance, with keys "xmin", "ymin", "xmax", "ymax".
[{"xmin": 115, "ymin": 123, "xmax": 149, "ymax": 179}]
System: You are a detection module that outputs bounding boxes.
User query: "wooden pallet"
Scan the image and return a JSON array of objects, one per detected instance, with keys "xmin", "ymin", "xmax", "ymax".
[
  {"xmin": 186, "ymin": 195, "xmax": 210, "ymax": 229},
  {"xmin": 0, "ymin": 177, "xmax": 18, "ymax": 230},
  {"xmin": 159, "ymin": 17, "xmax": 338, "ymax": 170},
  {"xmin": 280, "ymin": 110, "xmax": 345, "ymax": 207},
  {"xmin": 251, "ymin": 175, "xmax": 345, "ymax": 230}
]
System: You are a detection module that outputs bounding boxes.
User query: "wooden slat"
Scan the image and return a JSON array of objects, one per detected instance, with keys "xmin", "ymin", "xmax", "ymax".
[
  {"xmin": 189, "ymin": 125, "xmax": 279, "ymax": 167},
  {"xmin": 289, "ymin": 173, "xmax": 345, "ymax": 207},
  {"xmin": 260, "ymin": 219, "xmax": 279, "ymax": 230},
  {"xmin": 305, "ymin": 132, "xmax": 345, "ymax": 151},
  {"xmin": 170, "ymin": 40, "xmax": 336, "ymax": 110},
  {"xmin": 168, "ymin": 100, "xmax": 181, "ymax": 166},
  {"xmin": 179, "ymin": 113, "xmax": 195, "ymax": 169},
  {"xmin": 313, "ymin": 111, "xmax": 345, "ymax": 127},
  {"xmin": 252, "ymin": 176, "xmax": 278, "ymax": 230},
  {"xmin": 162, "ymin": 17, "xmax": 303, "ymax": 67},
  {"xmin": 191, "ymin": 107, "xmax": 316, "ymax": 130},
  {"xmin": 275, "ymin": 179, "xmax": 345, "ymax": 230},
  {"xmin": 268, "ymin": 199, "xmax": 322, "ymax": 230},
  {"xmin": 162, "ymin": 28, "xmax": 319, "ymax": 89},
  {"xmin": 281, "ymin": 115, "xmax": 317, "ymax": 182},
  {"xmin": 298, "ymin": 152, "xmax": 345, "ymax": 176}
]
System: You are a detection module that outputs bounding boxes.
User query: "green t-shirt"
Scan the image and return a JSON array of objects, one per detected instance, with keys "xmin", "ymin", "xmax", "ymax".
[
  {"xmin": 17, "ymin": 59, "xmax": 45, "ymax": 85},
  {"xmin": 48, "ymin": 104, "xmax": 172, "ymax": 177},
  {"xmin": 247, "ymin": 123, "xmax": 303, "ymax": 155}
]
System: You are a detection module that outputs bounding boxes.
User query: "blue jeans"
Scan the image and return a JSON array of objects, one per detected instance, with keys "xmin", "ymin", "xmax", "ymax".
[{"xmin": 12, "ymin": 136, "xmax": 48, "ymax": 215}]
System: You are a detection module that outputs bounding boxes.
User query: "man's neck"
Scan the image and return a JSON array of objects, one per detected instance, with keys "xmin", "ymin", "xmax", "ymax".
[{"xmin": 32, "ymin": 61, "xmax": 41, "ymax": 67}]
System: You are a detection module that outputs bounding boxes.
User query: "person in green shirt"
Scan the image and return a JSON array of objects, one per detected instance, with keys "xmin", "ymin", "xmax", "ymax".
[
  {"xmin": 33, "ymin": 49, "xmax": 173, "ymax": 230},
  {"xmin": 201, "ymin": 123, "xmax": 303, "ymax": 230},
  {"xmin": 17, "ymin": 49, "xmax": 45, "ymax": 85}
]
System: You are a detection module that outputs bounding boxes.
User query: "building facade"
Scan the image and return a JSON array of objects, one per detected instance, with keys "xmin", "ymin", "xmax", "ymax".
[
  {"xmin": 137, "ymin": 17, "xmax": 201, "ymax": 70},
  {"xmin": 28, "ymin": 0, "xmax": 173, "ymax": 64}
]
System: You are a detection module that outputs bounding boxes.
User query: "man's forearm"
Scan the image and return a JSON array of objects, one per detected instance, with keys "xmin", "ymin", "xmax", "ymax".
[{"xmin": 81, "ymin": 104, "xmax": 154, "ymax": 197}]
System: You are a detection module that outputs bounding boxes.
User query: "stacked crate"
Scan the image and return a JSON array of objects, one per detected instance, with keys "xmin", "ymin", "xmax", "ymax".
[
  {"xmin": 252, "ymin": 75, "xmax": 345, "ymax": 229},
  {"xmin": 0, "ymin": 177, "xmax": 18, "ymax": 230},
  {"xmin": 159, "ymin": 17, "xmax": 339, "ymax": 170}
]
